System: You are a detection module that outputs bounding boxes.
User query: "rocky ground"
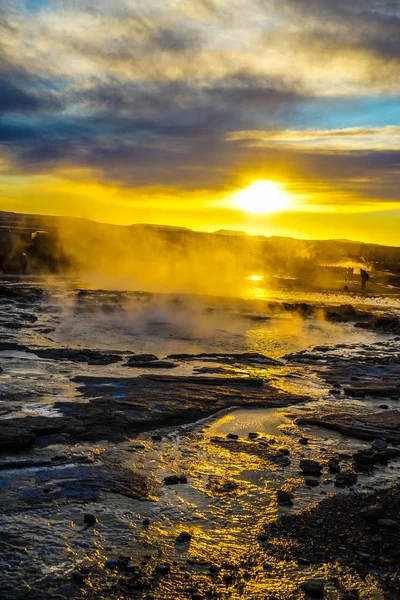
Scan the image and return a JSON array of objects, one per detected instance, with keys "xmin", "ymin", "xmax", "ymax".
[{"xmin": 0, "ymin": 282, "xmax": 399, "ymax": 599}]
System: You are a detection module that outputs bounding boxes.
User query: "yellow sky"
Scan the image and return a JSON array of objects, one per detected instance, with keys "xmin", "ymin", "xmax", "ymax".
[{"xmin": 1, "ymin": 167, "xmax": 399, "ymax": 245}]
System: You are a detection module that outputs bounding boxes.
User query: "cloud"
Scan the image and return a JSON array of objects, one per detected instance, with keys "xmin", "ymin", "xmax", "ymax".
[
  {"xmin": 226, "ymin": 126, "xmax": 400, "ymax": 151},
  {"xmin": 0, "ymin": 0, "xmax": 399, "ymax": 214}
]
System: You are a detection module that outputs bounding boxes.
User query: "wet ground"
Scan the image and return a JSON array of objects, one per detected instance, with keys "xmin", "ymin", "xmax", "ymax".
[{"xmin": 0, "ymin": 280, "xmax": 399, "ymax": 599}]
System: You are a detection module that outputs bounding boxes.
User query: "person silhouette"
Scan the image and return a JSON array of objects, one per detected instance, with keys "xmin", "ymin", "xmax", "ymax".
[{"xmin": 360, "ymin": 268, "xmax": 369, "ymax": 290}]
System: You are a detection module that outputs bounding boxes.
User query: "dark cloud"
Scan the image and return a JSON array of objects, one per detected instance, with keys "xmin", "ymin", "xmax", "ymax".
[
  {"xmin": 0, "ymin": 78, "xmax": 61, "ymax": 114},
  {"xmin": 0, "ymin": 0, "xmax": 399, "ymax": 208}
]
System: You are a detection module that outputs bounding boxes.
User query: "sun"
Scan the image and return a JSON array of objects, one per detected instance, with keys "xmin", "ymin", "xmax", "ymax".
[{"xmin": 232, "ymin": 180, "xmax": 290, "ymax": 214}]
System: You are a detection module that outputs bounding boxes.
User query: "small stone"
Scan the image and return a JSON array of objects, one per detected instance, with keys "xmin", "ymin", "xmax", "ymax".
[
  {"xmin": 299, "ymin": 459, "xmax": 322, "ymax": 476},
  {"xmin": 301, "ymin": 579, "xmax": 325, "ymax": 597},
  {"xmin": 164, "ymin": 475, "xmax": 180, "ymax": 485},
  {"xmin": 152, "ymin": 434, "xmax": 162, "ymax": 441},
  {"xmin": 248, "ymin": 432, "xmax": 258, "ymax": 439},
  {"xmin": 378, "ymin": 404, "xmax": 389, "ymax": 410},
  {"xmin": 371, "ymin": 438, "xmax": 388, "ymax": 451},
  {"xmin": 72, "ymin": 572, "xmax": 88, "ymax": 584},
  {"xmin": 117, "ymin": 556, "xmax": 131, "ymax": 568},
  {"xmin": 156, "ymin": 562, "xmax": 171, "ymax": 575},
  {"xmin": 209, "ymin": 565, "xmax": 221, "ymax": 574},
  {"xmin": 277, "ymin": 489, "xmax": 294, "ymax": 505},
  {"xmin": 328, "ymin": 458, "xmax": 340, "ymax": 473},
  {"xmin": 377, "ymin": 519, "xmax": 399, "ymax": 529},
  {"xmin": 278, "ymin": 448, "xmax": 290, "ymax": 456},
  {"xmin": 298, "ymin": 437, "xmax": 309, "ymax": 445},
  {"xmin": 227, "ymin": 433, "xmax": 238, "ymax": 440},
  {"xmin": 142, "ymin": 518, "xmax": 150, "ymax": 526},
  {"xmin": 84, "ymin": 513, "xmax": 97, "ymax": 526},
  {"xmin": 335, "ymin": 471, "xmax": 357, "ymax": 487},
  {"xmin": 105, "ymin": 559, "xmax": 117, "ymax": 569},
  {"xmin": 176, "ymin": 531, "xmax": 192, "ymax": 543},
  {"xmin": 179, "ymin": 474, "xmax": 188, "ymax": 484},
  {"xmin": 305, "ymin": 478, "xmax": 319, "ymax": 487}
]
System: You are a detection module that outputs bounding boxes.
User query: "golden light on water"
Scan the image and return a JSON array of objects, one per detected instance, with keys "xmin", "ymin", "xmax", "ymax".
[{"xmin": 232, "ymin": 180, "xmax": 290, "ymax": 214}]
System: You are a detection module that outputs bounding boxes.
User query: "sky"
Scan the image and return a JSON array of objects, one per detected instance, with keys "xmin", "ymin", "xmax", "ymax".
[{"xmin": 1, "ymin": 0, "xmax": 400, "ymax": 245}]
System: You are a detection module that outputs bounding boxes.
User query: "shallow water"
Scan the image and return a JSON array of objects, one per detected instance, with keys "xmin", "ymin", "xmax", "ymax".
[{"xmin": 0, "ymin": 282, "xmax": 399, "ymax": 598}]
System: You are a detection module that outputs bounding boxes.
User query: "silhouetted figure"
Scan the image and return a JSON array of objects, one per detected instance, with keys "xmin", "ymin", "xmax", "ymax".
[
  {"xmin": 360, "ymin": 269, "xmax": 369, "ymax": 290},
  {"xmin": 21, "ymin": 252, "xmax": 28, "ymax": 274}
]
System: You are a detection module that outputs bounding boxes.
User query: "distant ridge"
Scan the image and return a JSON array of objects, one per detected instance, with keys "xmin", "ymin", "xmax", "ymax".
[{"xmin": 0, "ymin": 209, "xmax": 399, "ymax": 251}]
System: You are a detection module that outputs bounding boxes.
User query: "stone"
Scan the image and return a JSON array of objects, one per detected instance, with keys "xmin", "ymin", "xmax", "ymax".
[
  {"xmin": 176, "ymin": 532, "xmax": 192, "ymax": 543},
  {"xmin": 155, "ymin": 563, "xmax": 171, "ymax": 575},
  {"xmin": 248, "ymin": 432, "xmax": 258, "ymax": 439},
  {"xmin": 377, "ymin": 519, "xmax": 399, "ymax": 529},
  {"xmin": 84, "ymin": 513, "xmax": 97, "ymax": 526},
  {"xmin": 72, "ymin": 571, "xmax": 89, "ymax": 584},
  {"xmin": 301, "ymin": 579, "xmax": 325, "ymax": 597},
  {"xmin": 277, "ymin": 489, "xmax": 294, "ymax": 505},
  {"xmin": 164, "ymin": 475, "xmax": 180, "ymax": 485},
  {"xmin": 371, "ymin": 438, "xmax": 388, "ymax": 451},
  {"xmin": 227, "ymin": 433, "xmax": 239, "ymax": 440},
  {"xmin": 305, "ymin": 478, "xmax": 319, "ymax": 487},
  {"xmin": 209, "ymin": 565, "xmax": 221, "ymax": 574},
  {"xmin": 327, "ymin": 458, "xmax": 340, "ymax": 473},
  {"xmin": 353, "ymin": 450, "xmax": 375, "ymax": 469},
  {"xmin": 142, "ymin": 518, "xmax": 150, "ymax": 526},
  {"xmin": 379, "ymin": 405, "xmax": 389, "ymax": 410},
  {"xmin": 179, "ymin": 475, "xmax": 188, "ymax": 484},
  {"xmin": 335, "ymin": 471, "xmax": 357, "ymax": 487},
  {"xmin": 278, "ymin": 448, "xmax": 290, "ymax": 456},
  {"xmin": 298, "ymin": 437, "xmax": 309, "ymax": 445},
  {"xmin": 299, "ymin": 459, "xmax": 322, "ymax": 476}
]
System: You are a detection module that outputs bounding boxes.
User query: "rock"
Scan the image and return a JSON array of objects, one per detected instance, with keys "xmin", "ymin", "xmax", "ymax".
[
  {"xmin": 179, "ymin": 475, "xmax": 188, "ymax": 484},
  {"xmin": 301, "ymin": 579, "xmax": 325, "ymax": 597},
  {"xmin": 142, "ymin": 518, "xmax": 150, "ymax": 526},
  {"xmin": 374, "ymin": 447, "xmax": 400, "ymax": 462},
  {"xmin": 335, "ymin": 471, "xmax": 357, "ymax": 487},
  {"xmin": 152, "ymin": 434, "xmax": 162, "ymax": 441},
  {"xmin": 164, "ymin": 475, "xmax": 180, "ymax": 485},
  {"xmin": 379, "ymin": 405, "xmax": 389, "ymax": 410},
  {"xmin": 371, "ymin": 438, "xmax": 388, "ymax": 451},
  {"xmin": 353, "ymin": 449, "xmax": 375, "ymax": 469},
  {"xmin": 299, "ymin": 459, "xmax": 322, "ymax": 476},
  {"xmin": 328, "ymin": 458, "xmax": 340, "ymax": 473},
  {"xmin": 105, "ymin": 559, "xmax": 118, "ymax": 569},
  {"xmin": 155, "ymin": 562, "xmax": 171, "ymax": 575},
  {"xmin": 377, "ymin": 519, "xmax": 399, "ymax": 529},
  {"xmin": 117, "ymin": 556, "xmax": 131, "ymax": 568},
  {"xmin": 127, "ymin": 354, "xmax": 159, "ymax": 363},
  {"xmin": 359, "ymin": 505, "xmax": 385, "ymax": 522},
  {"xmin": 0, "ymin": 425, "xmax": 35, "ymax": 452},
  {"xmin": 209, "ymin": 565, "xmax": 221, "ymax": 574},
  {"xmin": 72, "ymin": 571, "xmax": 89, "ymax": 584},
  {"xmin": 127, "ymin": 358, "xmax": 177, "ymax": 369},
  {"xmin": 298, "ymin": 437, "xmax": 309, "ymax": 445},
  {"xmin": 248, "ymin": 432, "xmax": 259, "ymax": 439},
  {"xmin": 278, "ymin": 448, "xmax": 290, "ymax": 455},
  {"xmin": 176, "ymin": 532, "xmax": 192, "ymax": 543},
  {"xmin": 277, "ymin": 489, "xmax": 294, "ymax": 505},
  {"xmin": 227, "ymin": 433, "xmax": 239, "ymax": 440},
  {"xmin": 305, "ymin": 478, "xmax": 319, "ymax": 487},
  {"xmin": 84, "ymin": 513, "xmax": 97, "ymax": 526},
  {"xmin": 276, "ymin": 455, "xmax": 291, "ymax": 467}
]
